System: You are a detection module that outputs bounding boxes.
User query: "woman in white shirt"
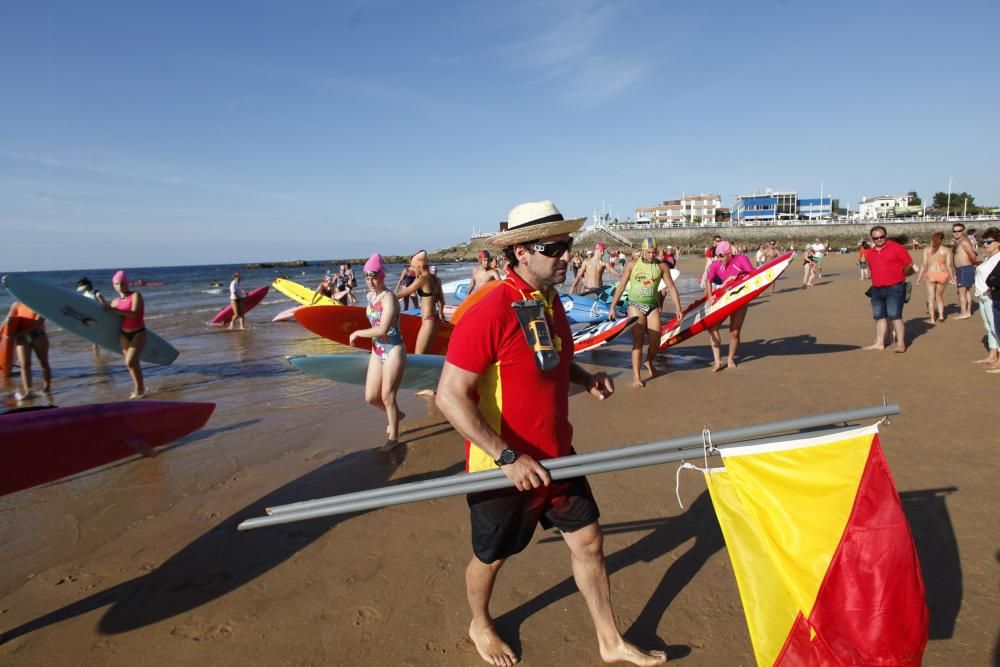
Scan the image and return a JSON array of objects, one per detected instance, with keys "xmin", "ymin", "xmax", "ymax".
[{"xmin": 973, "ymin": 227, "xmax": 1000, "ymax": 369}]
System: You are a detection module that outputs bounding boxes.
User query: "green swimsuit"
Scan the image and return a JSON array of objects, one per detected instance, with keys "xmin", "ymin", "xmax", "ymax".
[{"xmin": 627, "ymin": 259, "xmax": 662, "ymax": 314}]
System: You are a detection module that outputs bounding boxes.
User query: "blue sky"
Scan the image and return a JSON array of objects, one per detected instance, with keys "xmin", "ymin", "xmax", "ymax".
[{"xmin": 2, "ymin": 0, "xmax": 997, "ymax": 270}]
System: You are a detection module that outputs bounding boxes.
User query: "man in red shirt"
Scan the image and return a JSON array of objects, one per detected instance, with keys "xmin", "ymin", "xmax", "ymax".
[
  {"xmin": 864, "ymin": 225, "xmax": 914, "ymax": 352},
  {"xmin": 437, "ymin": 201, "xmax": 666, "ymax": 667}
]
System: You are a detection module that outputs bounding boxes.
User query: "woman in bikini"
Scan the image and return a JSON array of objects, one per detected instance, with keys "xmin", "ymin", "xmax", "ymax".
[
  {"xmin": 350, "ymin": 253, "xmax": 407, "ymax": 451},
  {"xmin": 916, "ymin": 232, "xmax": 955, "ymax": 324},
  {"xmin": 106, "ymin": 270, "xmax": 147, "ymax": 398},
  {"xmin": 395, "ymin": 250, "xmax": 444, "ymax": 354}
]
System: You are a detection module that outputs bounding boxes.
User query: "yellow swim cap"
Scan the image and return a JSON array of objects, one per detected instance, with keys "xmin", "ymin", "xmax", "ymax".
[{"xmin": 641, "ymin": 237, "xmax": 655, "ymax": 251}]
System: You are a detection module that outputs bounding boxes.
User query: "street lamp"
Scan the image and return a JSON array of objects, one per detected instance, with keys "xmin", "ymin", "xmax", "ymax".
[{"xmin": 946, "ymin": 176, "xmax": 953, "ymax": 218}]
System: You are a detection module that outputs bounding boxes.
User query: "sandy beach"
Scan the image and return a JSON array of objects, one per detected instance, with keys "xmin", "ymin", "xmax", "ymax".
[{"xmin": 1, "ymin": 251, "xmax": 997, "ymax": 665}]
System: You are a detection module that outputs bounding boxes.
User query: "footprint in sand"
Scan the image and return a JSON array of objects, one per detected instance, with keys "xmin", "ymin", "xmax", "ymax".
[
  {"xmin": 170, "ymin": 621, "xmax": 234, "ymax": 641},
  {"xmin": 353, "ymin": 606, "xmax": 381, "ymax": 626},
  {"xmin": 425, "ymin": 641, "xmax": 448, "ymax": 654}
]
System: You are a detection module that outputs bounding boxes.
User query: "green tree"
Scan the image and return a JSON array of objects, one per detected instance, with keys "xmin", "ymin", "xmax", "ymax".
[
  {"xmin": 930, "ymin": 191, "xmax": 980, "ymax": 214},
  {"xmin": 907, "ymin": 191, "xmax": 921, "ymax": 206}
]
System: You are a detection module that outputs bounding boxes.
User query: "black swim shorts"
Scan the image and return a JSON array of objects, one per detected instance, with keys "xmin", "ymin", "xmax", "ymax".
[
  {"xmin": 467, "ymin": 475, "xmax": 600, "ymax": 564},
  {"xmin": 627, "ymin": 302, "xmax": 658, "ymax": 316}
]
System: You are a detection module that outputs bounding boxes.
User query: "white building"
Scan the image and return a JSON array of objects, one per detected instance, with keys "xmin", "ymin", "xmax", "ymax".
[
  {"xmin": 636, "ymin": 194, "xmax": 724, "ymax": 224},
  {"xmin": 859, "ymin": 194, "xmax": 913, "ymax": 219}
]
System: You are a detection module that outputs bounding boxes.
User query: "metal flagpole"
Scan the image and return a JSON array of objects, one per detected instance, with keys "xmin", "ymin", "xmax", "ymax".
[{"xmin": 240, "ymin": 404, "xmax": 900, "ymax": 531}]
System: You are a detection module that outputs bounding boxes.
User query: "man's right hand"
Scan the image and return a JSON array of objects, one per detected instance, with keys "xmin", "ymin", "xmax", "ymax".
[{"xmin": 501, "ymin": 455, "xmax": 551, "ymax": 491}]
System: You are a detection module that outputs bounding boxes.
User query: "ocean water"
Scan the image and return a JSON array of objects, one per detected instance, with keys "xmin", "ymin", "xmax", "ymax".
[
  {"xmin": 0, "ymin": 260, "xmax": 702, "ymax": 523},
  {"xmin": 0, "ymin": 259, "xmax": 701, "ymax": 413},
  {"xmin": 0, "ymin": 261, "xmax": 475, "ymax": 406}
]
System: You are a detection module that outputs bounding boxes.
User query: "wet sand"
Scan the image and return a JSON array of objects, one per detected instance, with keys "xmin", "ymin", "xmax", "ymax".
[{"xmin": 1, "ymin": 252, "xmax": 997, "ymax": 665}]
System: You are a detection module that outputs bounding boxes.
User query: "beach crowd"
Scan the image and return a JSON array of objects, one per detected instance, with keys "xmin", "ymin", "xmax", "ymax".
[{"xmin": 3, "ymin": 200, "xmax": 999, "ymax": 665}]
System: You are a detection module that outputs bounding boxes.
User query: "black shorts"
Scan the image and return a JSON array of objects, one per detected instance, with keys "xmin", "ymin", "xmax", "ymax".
[{"xmin": 467, "ymin": 475, "xmax": 600, "ymax": 564}]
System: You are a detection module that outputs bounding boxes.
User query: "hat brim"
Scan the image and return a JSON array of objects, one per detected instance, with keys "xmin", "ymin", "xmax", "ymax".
[{"xmin": 486, "ymin": 217, "xmax": 586, "ymax": 249}]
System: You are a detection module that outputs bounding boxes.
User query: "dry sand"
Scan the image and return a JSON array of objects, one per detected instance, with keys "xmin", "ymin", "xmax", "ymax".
[{"xmin": 1, "ymin": 252, "xmax": 997, "ymax": 665}]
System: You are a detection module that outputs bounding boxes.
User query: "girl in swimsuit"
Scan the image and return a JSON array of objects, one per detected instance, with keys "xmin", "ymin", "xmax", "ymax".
[
  {"xmin": 3, "ymin": 302, "xmax": 52, "ymax": 401},
  {"xmin": 107, "ymin": 270, "xmax": 147, "ymax": 398},
  {"xmin": 395, "ymin": 250, "xmax": 445, "ymax": 354},
  {"xmin": 350, "ymin": 253, "xmax": 407, "ymax": 451},
  {"xmin": 607, "ymin": 238, "xmax": 683, "ymax": 388},
  {"xmin": 704, "ymin": 241, "xmax": 755, "ymax": 371},
  {"xmin": 916, "ymin": 232, "xmax": 955, "ymax": 324}
]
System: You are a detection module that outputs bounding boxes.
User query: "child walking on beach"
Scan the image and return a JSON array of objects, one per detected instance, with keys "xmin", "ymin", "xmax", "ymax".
[{"xmin": 349, "ymin": 253, "xmax": 407, "ymax": 452}]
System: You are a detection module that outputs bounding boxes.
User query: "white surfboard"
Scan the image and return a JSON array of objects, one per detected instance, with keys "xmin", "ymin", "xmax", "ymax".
[{"xmin": 2, "ymin": 274, "xmax": 180, "ymax": 365}]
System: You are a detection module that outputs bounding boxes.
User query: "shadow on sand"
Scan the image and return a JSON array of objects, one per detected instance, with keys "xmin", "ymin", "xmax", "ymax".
[
  {"xmin": 0, "ymin": 440, "xmax": 467, "ymax": 643},
  {"xmin": 495, "ymin": 490, "xmax": 724, "ymax": 661},
  {"xmin": 900, "ymin": 486, "xmax": 962, "ymax": 640}
]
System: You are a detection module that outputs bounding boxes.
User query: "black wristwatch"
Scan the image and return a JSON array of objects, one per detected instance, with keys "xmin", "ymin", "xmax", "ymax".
[{"xmin": 494, "ymin": 448, "xmax": 518, "ymax": 466}]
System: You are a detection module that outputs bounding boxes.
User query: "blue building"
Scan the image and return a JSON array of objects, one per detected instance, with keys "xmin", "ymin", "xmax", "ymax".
[
  {"xmin": 735, "ymin": 191, "xmax": 833, "ymax": 223},
  {"xmin": 798, "ymin": 197, "xmax": 834, "ymax": 220},
  {"xmin": 735, "ymin": 191, "xmax": 797, "ymax": 223}
]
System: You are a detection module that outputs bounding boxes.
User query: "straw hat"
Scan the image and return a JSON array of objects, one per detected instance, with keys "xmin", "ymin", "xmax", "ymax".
[{"xmin": 487, "ymin": 201, "xmax": 586, "ymax": 249}]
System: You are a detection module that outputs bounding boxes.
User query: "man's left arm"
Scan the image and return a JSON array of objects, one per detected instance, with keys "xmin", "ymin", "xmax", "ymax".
[
  {"xmin": 569, "ymin": 362, "xmax": 613, "ymax": 400},
  {"xmin": 899, "ymin": 245, "xmax": 916, "ymax": 276}
]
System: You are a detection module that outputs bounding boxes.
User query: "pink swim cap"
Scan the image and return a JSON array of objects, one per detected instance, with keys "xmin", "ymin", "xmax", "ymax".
[
  {"xmin": 715, "ymin": 241, "xmax": 732, "ymax": 256},
  {"xmin": 363, "ymin": 253, "xmax": 385, "ymax": 279},
  {"xmin": 112, "ymin": 270, "xmax": 128, "ymax": 284},
  {"xmin": 595, "ymin": 243, "xmax": 606, "ymax": 252}
]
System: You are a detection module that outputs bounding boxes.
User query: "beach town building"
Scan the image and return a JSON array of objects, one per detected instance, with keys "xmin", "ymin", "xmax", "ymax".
[
  {"xmin": 636, "ymin": 194, "xmax": 725, "ymax": 225},
  {"xmin": 734, "ymin": 190, "xmax": 834, "ymax": 223},
  {"xmin": 734, "ymin": 190, "xmax": 799, "ymax": 223},
  {"xmin": 858, "ymin": 194, "xmax": 915, "ymax": 219},
  {"xmin": 798, "ymin": 197, "xmax": 835, "ymax": 220}
]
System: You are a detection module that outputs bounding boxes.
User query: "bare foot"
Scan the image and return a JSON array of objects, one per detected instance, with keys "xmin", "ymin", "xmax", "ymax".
[
  {"xmin": 974, "ymin": 358, "xmax": 994, "ymax": 364},
  {"xmin": 863, "ymin": 344, "xmax": 886, "ymax": 351},
  {"xmin": 953, "ymin": 314, "xmax": 972, "ymax": 320},
  {"xmin": 894, "ymin": 345, "xmax": 906, "ymax": 353},
  {"xmin": 644, "ymin": 361, "xmax": 656, "ymax": 378},
  {"xmin": 415, "ymin": 389, "xmax": 435, "ymax": 397},
  {"xmin": 711, "ymin": 362, "xmax": 723, "ymax": 372},
  {"xmin": 600, "ymin": 638, "xmax": 667, "ymax": 665},
  {"xmin": 378, "ymin": 439, "xmax": 400, "ymax": 453},
  {"xmin": 632, "ymin": 376, "xmax": 646, "ymax": 388},
  {"xmin": 469, "ymin": 620, "xmax": 518, "ymax": 666},
  {"xmin": 986, "ymin": 367, "xmax": 1000, "ymax": 374},
  {"xmin": 727, "ymin": 358, "xmax": 737, "ymax": 369}
]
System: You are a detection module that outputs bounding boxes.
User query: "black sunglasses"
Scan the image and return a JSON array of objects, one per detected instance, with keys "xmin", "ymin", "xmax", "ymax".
[
  {"xmin": 983, "ymin": 239, "xmax": 997, "ymax": 246},
  {"xmin": 871, "ymin": 235, "xmax": 887, "ymax": 240},
  {"xmin": 952, "ymin": 228, "xmax": 964, "ymax": 233},
  {"xmin": 529, "ymin": 239, "xmax": 573, "ymax": 258}
]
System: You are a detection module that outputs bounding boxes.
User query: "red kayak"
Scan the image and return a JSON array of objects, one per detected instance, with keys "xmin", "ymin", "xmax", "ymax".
[
  {"xmin": 0, "ymin": 400, "xmax": 215, "ymax": 496},
  {"xmin": 210, "ymin": 286, "xmax": 269, "ymax": 326},
  {"xmin": 295, "ymin": 305, "xmax": 453, "ymax": 355}
]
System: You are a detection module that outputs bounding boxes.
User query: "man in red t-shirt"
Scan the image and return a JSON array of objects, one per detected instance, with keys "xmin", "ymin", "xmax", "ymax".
[
  {"xmin": 437, "ymin": 201, "xmax": 666, "ymax": 667},
  {"xmin": 864, "ymin": 225, "xmax": 914, "ymax": 352}
]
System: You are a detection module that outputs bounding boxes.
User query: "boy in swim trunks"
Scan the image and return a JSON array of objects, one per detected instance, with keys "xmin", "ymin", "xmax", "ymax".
[{"xmin": 607, "ymin": 237, "xmax": 682, "ymax": 387}]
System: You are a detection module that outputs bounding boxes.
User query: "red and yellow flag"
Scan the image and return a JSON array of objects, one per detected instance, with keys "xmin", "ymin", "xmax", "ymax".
[{"xmin": 705, "ymin": 424, "xmax": 928, "ymax": 665}]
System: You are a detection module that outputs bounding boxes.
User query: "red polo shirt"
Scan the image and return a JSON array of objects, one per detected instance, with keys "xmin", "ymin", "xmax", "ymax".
[
  {"xmin": 867, "ymin": 240, "xmax": 913, "ymax": 287},
  {"xmin": 445, "ymin": 269, "xmax": 574, "ymax": 473}
]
